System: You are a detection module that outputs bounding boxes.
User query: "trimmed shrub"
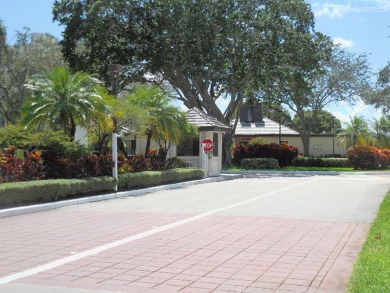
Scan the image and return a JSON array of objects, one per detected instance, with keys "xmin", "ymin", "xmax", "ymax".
[
  {"xmin": 118, "ymin": 168, "xmax": 204, "ymax": 190},
  {"xmin": 173, "ymin": 168, "xmax": 205, "ymax": 181},
  {"xmin": 233, "ymin": 143, "xmax": 298, "ymax": 168},
  {"xmin": 292, "ymin": 157, "xmax": 351, "ymax": 168},
  {"xmin": 0, "ymin": 168, "xmax": 205, "ymax": 208},
  {"xmin": 0, "ymin": 177, "xmax": 115, "ymax": 208},
  {"xmin": 118, "ymin": 171, "xmax": 162, "ymax": 190},
  {"xmin": 347, "ymin": 146, "xmax": 390, "ymax": 170},
  {"xmin": 241, "ymin": 158, "xmax": 279, "ymax": 170}
]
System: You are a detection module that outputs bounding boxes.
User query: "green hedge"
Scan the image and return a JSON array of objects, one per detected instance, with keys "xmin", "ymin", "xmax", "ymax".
[
  {"xmin": 118, "ymin": 168, "xmax": 204, "ymax": 190},
  {"xmin": 0, "ymin": 177, "xmax": 115, "ymax": 207},
  {"xmin": 0, "ymin": 168, "xmax": 205, "ymax": 208},
  {"xmin": 241, "ymin": 158, "xmax": 280, "ymax": 170},
  {"xmin": 292, "ymin": 157, "xmax": 351, "ymax": 168}
]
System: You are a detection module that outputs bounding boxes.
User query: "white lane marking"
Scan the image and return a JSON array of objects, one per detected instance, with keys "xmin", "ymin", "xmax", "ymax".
[{"xmin": 0, "ymin": 178, "xmax": 317, "ymax": 284}]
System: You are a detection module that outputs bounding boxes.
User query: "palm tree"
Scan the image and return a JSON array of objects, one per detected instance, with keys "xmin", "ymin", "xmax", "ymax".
[
  {"xmin": 125, "ymin": 84, "xmax": 196, "ymax": 157},
  {"xmin": 338, "ymin": 116, "xmax": 369, "ymax": 148},
  {"xmin": 371, "ymin": 116, "xmax": 390, "ymax": 148},
  {"xmin": 21, "ymin": 67, "xmax": 112, "ymax": 140}
]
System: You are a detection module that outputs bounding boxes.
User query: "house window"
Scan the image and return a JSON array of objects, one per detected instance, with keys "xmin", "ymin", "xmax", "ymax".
[
  {"xmin": 177, "ymin": 138, "xmax": 200, "ymax": 156},
  {"xmin": 213, "ymin": 133, "xmax": 219, "ymax": 157}
]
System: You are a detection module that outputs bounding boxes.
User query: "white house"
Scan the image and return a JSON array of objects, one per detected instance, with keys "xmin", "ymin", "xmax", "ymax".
[{"xmin": 234, "ymin": 104, "xmax": 346, "ymax": 156}]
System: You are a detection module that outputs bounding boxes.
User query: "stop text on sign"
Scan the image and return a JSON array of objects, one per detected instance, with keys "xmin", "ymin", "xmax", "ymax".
[{"xmin": 201, "ymin": 139, "xmax": 214, "ymax": 152}]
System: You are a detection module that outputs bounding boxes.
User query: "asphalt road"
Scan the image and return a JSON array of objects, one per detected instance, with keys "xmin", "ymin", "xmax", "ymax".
[{"xmin": 0, "ymin": 172, "xmax": 389, "ymax": 293}]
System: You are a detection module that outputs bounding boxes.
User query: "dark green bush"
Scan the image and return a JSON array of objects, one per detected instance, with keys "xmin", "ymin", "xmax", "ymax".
[
  {"xmin": 241, "ymin": 158, "xmax": 280, "ymax": 170},
  {"xmin": 292, "ymin": 157, "xmax": 351, "ymax": 168},
  {"xmin": 0, "ymin": 177, "xmax": 115, "ymax": 208}
]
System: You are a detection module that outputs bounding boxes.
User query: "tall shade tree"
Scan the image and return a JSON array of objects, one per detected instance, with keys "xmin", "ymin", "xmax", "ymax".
[
  {"xmin": 53, "ymin": 0, "xmax": 331, "ymax": 166},
  {"xmin": 22, "ymin": 67, "xmax": 112, "ymax": 140},
  {"xmin": 363, "ymin": 64, "xmax": 390, "ymax": 114},
  {"xmin": 293, "ymin": 110, "xmax": 341, "ymax": 135},
  {"xmin": 262, "ymin": 46, "xmax": 372, "ymax": 156},
  {"xmin": 125, "ymin": 85, "xmax": 197, "ymax": 157},
  {"xmin": 338, "ymin": 116, "xmax": 370, "ymax": 148},
  {"xmin": 0, "ymin": 27, "xmax": 65, "ymax": 124},
  {"xmin": 0, "ymin": 19, "xmax": 5, "ymax": 45}
]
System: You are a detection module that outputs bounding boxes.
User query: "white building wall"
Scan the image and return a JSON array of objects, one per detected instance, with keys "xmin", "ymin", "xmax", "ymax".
[
  {"xmin": 74, "ymin": 126, "xmax": 89, "ymax": 146},
  {"xmin": 235, "ymin": 135, "xmax": 346, "ymax": 157}
]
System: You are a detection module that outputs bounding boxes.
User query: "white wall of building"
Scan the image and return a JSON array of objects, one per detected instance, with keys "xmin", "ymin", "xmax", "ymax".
[{"xmin": 235, "ymin": 135, "xmax": 346, "ymax": 156}]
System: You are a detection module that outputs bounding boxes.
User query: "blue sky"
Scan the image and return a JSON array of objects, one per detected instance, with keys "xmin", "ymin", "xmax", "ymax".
[{"xmin": 1, "ymin": 0, "xmax": 389, "ymax": 123}]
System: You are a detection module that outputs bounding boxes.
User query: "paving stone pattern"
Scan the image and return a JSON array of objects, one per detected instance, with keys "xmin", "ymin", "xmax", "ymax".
[{"xmin": 0, "ymin": 209, "xmax": 368, "ymax": 292}]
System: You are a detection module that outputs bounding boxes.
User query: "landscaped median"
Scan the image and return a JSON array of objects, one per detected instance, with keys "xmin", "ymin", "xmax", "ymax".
[
  {"xmin": 348, "ymin": 190, "xmax": 390, "ymax": 292},
  {"xmin": 0, "ymin": 168, "xmax": 204, "ymax": 208}
]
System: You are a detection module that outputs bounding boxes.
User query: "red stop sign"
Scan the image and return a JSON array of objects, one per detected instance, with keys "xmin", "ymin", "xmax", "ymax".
[{"xmin": 202, "ymin": 139, "xmax": 214, "ymax": 152}]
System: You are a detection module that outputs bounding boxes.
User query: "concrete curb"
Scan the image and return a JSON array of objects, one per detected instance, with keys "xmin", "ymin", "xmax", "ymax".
[
  {"xmin": 222, "ymin": 169, "xmax": 343, "ymax": 176},
  {"xmin": 0, "ymin": 174, "xmax": 242, "ymax": 219},
  {"xmin": 222, "ymin": 169, "xmax": 390, "ymax": 176}
]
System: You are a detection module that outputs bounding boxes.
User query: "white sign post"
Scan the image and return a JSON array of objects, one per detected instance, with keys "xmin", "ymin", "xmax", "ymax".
[
  {"xmin": 201, "ymin": 139, "xmax": 214, "ymax": 178},
  {"xmin": 112, "ymin": 127, "xmax": 130, "ymax": 191}
]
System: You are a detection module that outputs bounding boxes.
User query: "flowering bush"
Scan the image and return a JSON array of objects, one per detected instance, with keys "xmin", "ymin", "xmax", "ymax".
[
  {"xmin": 233, "ymin": 143, "xmax": 298, "ymax": 168},
  {"xmin": 126, "ymin": 155, "xmax": 149, "ymax": 172},
  {"xmin": 0, "ymin": 148, "xmax": 45, "ymax": 183},
  {"xmin": 0, "ymin": 145, "xmax": 188, "ymax": 183},
  {"xmin": 347, "ymin": 146, "xmax": 390, "ymax": 170}
]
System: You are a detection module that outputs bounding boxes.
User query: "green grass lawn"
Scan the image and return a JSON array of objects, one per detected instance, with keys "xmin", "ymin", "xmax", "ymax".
[{"xmin": 348, "ymin": 191, "xmax": 390, "ymax": 293}]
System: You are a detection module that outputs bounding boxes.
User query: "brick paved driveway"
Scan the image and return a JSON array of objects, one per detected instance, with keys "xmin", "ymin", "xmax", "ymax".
[{"xmin": 0, "ymin": 172, "xmax": 389, "ymax": 293}]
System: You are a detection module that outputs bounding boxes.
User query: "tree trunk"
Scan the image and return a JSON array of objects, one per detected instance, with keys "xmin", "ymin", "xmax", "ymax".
[
  {"xmin": 145, "ymin": 129, "xmax": 152, "ymax": 157},
  {"xmin": 300, "ymin": 132, "xmax": 310, "ymax": 157},
  {"xmin": 70, "ymin": 117, "xmax": 77, "ymax": 141},
  {"xmin": 223, "ymin": 132, "xmax": 233, "ymax": 168}
]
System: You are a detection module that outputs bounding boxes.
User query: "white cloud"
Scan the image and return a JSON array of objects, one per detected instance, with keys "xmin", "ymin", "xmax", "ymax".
[
  {"xmin": 366, "ymin": 0, "xmax": 390, "ymax": 12},
  {"xmin": 312, "ymin": 3, "xmax": 351, "ymax": 18},
  {"xmin": 333, "ymin": 37, "xmax": 355, "ymax": 48},
  {"xmin": 328, "ymin": 100, "xmax": 382, "ymax": 124},
  {"xmin": 311, "ymin": 1, "xmax": 390, "ymax": 18}
]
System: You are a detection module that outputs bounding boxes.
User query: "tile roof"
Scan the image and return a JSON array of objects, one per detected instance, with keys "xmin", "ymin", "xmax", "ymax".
[
  {"xmin": 186, "ymin": 108, "xmax": 230, "ymax": 131},
  {"xmin": 234, "ymin": 117, "xmax": 299, "ymax": 136}
]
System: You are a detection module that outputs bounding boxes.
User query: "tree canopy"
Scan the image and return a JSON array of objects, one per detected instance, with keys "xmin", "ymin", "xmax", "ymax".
[
  {"xmin": 0, "ymin": 28, "xmax": 65, "ymax": 124},
  {"xmin": 263, "ymin": 46, "xmax": 372, "ymax": 156},
  {"xmin": 363, "ymin": 64, "xmax": 390, "ymax": 114},
  {"xmin": 53, "ymin": 0, "xmax": 331, "ymax": 164},
  {"xmin": 293, "ymin": 110, "xmax": 341, "ymax": 135}
]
